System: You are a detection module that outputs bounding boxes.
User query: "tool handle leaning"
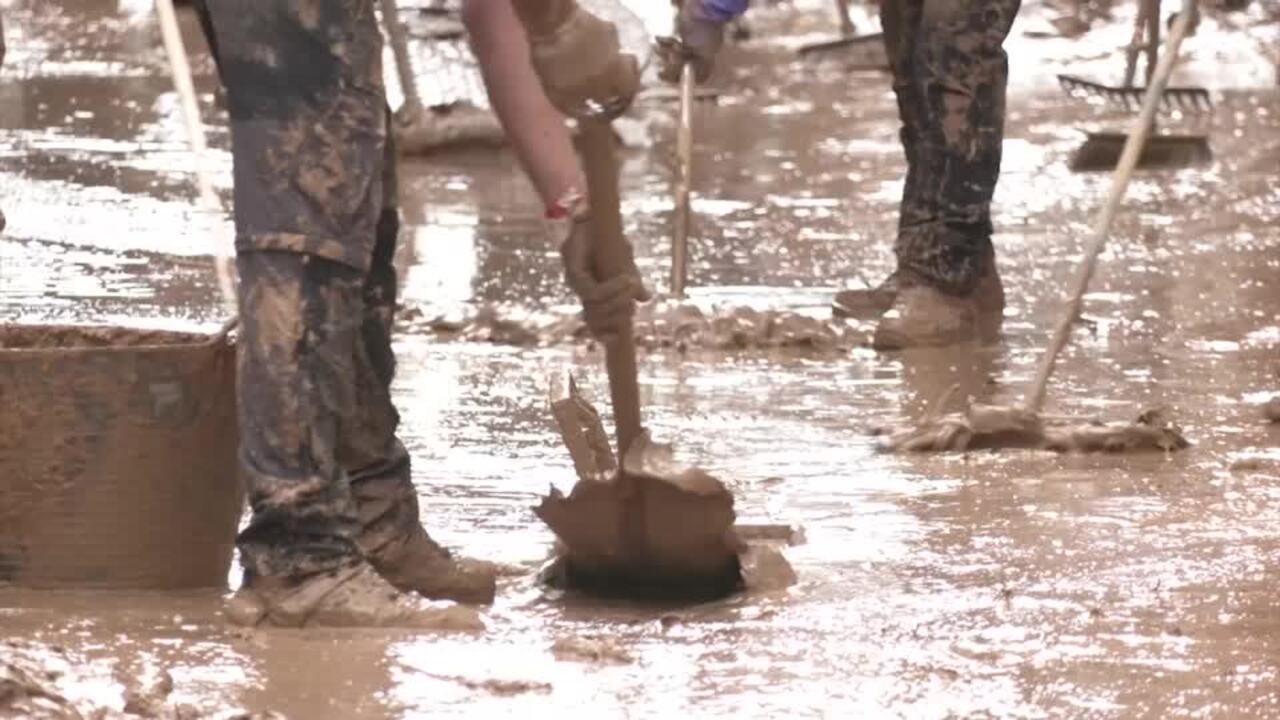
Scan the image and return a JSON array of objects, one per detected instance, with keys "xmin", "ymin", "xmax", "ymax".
[
  {"xmin": 1024, "ymin": 0, "xmax": 1197, "ymax": 414},
  {"xmin": 378, "ymin": 0, "xmax": 425, "ymax": 116},
  {"xmin": 671, "ymin": 60, "xmax": 695, "ymax": 298},
  {"xmin": 579, "ymin": 120, "xmax": 645, "ymax": 460},
  {"xmin": 155, "ymin": 0, "xmax": 236, "ymax": 312}
]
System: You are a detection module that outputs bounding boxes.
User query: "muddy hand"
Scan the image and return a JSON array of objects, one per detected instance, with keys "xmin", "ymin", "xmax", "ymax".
[
  {"xmin": 526, "ymin": 2, "xmax": 640, "ymax": 120},
  {"xmin": 561, "ymin": 211, "xmax": 651, "ymax": 344}
]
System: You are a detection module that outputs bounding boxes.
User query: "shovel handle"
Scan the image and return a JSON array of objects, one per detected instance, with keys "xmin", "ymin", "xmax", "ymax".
[{"xmin": 579, "ymin": 120, "xmax": 644, "ymax": 460}]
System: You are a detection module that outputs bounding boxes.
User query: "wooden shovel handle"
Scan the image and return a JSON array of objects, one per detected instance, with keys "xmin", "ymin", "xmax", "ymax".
[{"xmin": 578, "ymin": 120, "xmax": 644, "ymax": 460}]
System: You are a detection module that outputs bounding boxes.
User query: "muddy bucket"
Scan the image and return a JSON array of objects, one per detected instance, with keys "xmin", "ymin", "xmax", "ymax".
[{"xmin": 0, "ymin": 325, "xmax": 242, "ymax": 589}]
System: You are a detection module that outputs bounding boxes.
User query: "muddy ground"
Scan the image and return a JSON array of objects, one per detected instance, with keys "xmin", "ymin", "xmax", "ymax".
[{"xmin": 1, "ymin": 0, "xmax": 1279, "ymax": 717}]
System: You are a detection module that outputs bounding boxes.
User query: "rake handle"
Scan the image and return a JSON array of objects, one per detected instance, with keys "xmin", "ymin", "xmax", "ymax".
[{"xmin": 1024, "ymin": 0, "xmax": 1197, "ymax": 415}]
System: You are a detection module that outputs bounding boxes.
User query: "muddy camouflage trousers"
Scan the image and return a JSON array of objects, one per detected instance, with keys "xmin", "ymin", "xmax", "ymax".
[
  {"xmin": 200, "ymin": 0, "xmax": 432, "ymax": 582},
  {"xmin": 881, "ymin": 0, "xmax": 1021, "ymax": 295}
]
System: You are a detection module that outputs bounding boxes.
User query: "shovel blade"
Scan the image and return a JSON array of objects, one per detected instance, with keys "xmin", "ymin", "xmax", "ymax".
[{"xmin": 535, "ymin": 435, "xmax": 742, "ymax": 599}]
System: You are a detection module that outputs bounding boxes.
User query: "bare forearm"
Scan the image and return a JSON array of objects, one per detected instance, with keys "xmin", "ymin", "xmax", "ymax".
[{"xmin": 463, "ymin": 0, "xmax": 582, "ymax": 206}]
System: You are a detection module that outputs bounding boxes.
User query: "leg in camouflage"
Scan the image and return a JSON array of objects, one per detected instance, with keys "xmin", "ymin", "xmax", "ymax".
[
  {"xmin": 893, "ymin": 0, "xmax": 1019, "ymax": 295},
  {"xmin": 836, "ymin": 0, "xmax": 1017, "ymax": 348},
  {"xmin": 200, "ymin": 0, "xmax": 490, "ymax": 625}
]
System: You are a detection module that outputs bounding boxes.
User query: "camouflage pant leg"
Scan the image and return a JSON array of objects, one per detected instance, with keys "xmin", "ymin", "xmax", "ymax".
[
  {"xmin": 200, "ymin": 0, "xmax": 410, "ymax": 580},
  {"xmin": 884, "ymin": 0, "xmax": 1020, "ymax": 294},
  {"xmin": 234, "ymin": 252, "xmax": 367, "ymax": 580},
  {"xmin": 879, "ymin": 0, "xmax": 924, "ymax": 235},
  {"xmin": 203, "ymin": 0, "xmax": 387, "ymax": 273}
]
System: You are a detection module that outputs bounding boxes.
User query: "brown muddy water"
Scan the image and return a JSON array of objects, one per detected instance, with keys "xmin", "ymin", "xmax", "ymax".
[{"xmin": 2, "ymin": 0, "xmax": 1279, "ymax": 717}]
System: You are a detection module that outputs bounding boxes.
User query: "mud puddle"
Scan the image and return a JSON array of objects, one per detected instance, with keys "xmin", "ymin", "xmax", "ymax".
[{"xmin": 2, "ymin": 0, "xmax": 1280, "ymax": 717}]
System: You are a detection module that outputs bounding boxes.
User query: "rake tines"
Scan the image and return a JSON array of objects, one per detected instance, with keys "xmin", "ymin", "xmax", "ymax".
[{"xmin": 1057, "ymin": 74, "xmax": 1213, "ymax": 114}]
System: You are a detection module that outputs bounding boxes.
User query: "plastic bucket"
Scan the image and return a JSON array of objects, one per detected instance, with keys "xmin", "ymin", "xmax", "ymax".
[{"xmin": 0, "ymin": 325, "xmax": 242, "ymax": 589}]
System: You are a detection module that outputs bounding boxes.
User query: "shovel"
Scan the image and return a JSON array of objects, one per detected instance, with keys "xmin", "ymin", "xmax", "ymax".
[
  {"xmin": 876, "ymin": 1, "xmax": 1200, "ymax": 454},
  {"xmin": 534, "ymin": 118, "xmax": 743, "ymax": 599}
]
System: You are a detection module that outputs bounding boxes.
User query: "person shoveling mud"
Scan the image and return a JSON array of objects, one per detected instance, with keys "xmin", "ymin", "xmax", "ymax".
[
  {"xmin": 497, "ymin": 0, "xmax": 794, "ymax": 599},
  {"xmin": 176, "ymin": 0, "xmax": 649, "ymax": 628}
]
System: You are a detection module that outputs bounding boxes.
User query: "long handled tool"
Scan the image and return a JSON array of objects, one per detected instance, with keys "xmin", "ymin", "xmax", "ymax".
[
  {"xmin": 530, "ymin": 12, "xmax": 745, "ymax": 592},
  {"xmin": 670, "ymin": 60, "xmax": 694, "ymax": 299},
  {"xmin": 879, "ymin": 3, "xmax": 1200, "ymax": 454},
  {"xmin": 536, "ymin": 120, "xmax": 742, "ymax": 599},
  {"xmin": 155, "ymin": 0, "xmax": 235, "ymax": 314}
]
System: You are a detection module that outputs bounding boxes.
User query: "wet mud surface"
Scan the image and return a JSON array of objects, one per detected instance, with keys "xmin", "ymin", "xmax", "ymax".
[{"xmin": 2, "ymin": 0, "xmax": 1280, "ymax": 717}]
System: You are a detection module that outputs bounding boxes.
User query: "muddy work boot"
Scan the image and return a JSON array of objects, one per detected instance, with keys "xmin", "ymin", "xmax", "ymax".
[
  {"xmin": 370, "ymin": 529, "xmax": 499, "ymax": 606},
  {"xmin": 832, "ymin": 272, "xmax": 900, "ymax": 320},
  {"xmin": 872, "ymin": 267, "xmax": 1005, "ymax": 350},
  {"xmin": 350, "ymin": 465, "xmax": 499, "ymax": 605},
  {"xmin": 224, "ymin": 563, "xmax": 484, "ymax": 630}
]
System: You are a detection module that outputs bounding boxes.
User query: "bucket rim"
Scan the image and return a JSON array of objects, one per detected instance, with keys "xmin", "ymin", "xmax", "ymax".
[{"xmin": 0, "ymin": 323, "xmax": 229, "ymax": 355}]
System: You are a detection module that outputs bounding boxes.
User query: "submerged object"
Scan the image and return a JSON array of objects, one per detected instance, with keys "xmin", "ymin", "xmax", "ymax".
[{"xmin": 394, "ymin": 103, "xmax": 506, "ymax": 155}]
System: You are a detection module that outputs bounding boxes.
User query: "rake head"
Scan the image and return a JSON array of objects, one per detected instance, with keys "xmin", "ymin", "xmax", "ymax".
[{"xmin": 1058, "ymin": 74, "xmax": 1213, "ymax": 114}]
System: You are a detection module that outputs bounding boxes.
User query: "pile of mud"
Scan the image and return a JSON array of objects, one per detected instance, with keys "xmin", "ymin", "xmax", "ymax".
[{"xmin": 397, "ymin": 300, "xmax": 868, "ymax": 351}]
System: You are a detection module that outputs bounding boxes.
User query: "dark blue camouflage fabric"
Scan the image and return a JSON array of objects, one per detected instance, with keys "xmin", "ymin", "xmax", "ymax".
[{"xmin": 200, "ymin": 0, "xmax": 430, "ymax": 583}]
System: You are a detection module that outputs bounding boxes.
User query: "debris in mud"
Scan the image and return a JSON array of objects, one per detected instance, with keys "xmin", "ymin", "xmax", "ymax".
[
  {"xmin": 738, "ymin": 543, "xmax": 798, "ymax": 593},
  {"xmin": 120, "ymin": 670, "xmax": 174, "ymax": 717},
  {"xmin": 397, "ymin": 300, "xmax": 867, "ymax": 351},
  {"xmin": 632, "ymin": 301, "xmax": 864, "ymax": 352},
  {"xmin": 875, "ymin": 401, "xmax": 1191, "ymax": 454},
  {"xmin": 550, "ymin": 637, "xmax": 634, "ymax": 665},
  {"xmin": 1263, "ymin": 396, "xmax": 1280, "ymax": 423},
  {"xmin": 1227, "ymin": 457, "xmax": 1276, "ymax": 474},
  {"xmin": 428, "ymin": 674, "xmax": 552, "ymax": 697},
  {"xmin": 536, "ymin": 376, "xmax": 796, "ymax": 600},
  {"xmin": 1, "ymin": 644, "xmax": 78, "ymax": 720},
  {"xmin": 0, "ymin": 640, "xmax": 207, "ymax": 719},
  {"xmin": 394, "ymin": 102, "xmax": 506, "ymax": 155},
  {"xmin": 733, "ymin": 523, "xmax": 807, "ymax": 546}
]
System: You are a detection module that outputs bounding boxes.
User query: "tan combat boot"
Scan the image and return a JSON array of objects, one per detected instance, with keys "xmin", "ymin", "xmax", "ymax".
[
  {"xmin": 871, "ymin": 266, "xmax": 1005, "ymax": 350},
  {"xmin": 368, "ymin": 529, "xmax": 499, "ymax": 606},
  {"xmin": 224, "ymin": 563, "xmax": 484, "ymax": 630},
  {"xmin": 351, "ymin": 469, "xmax": 499, "ymax": 605}
]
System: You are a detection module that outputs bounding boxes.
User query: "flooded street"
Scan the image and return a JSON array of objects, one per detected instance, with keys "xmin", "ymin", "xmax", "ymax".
[{"xmin": 2, "ymin": 0, "xmax": 1280, "ymax": 717}]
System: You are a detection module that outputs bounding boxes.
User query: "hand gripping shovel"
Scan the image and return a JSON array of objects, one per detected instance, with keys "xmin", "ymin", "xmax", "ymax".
[
  {"xmin": 535, "ymin": 120, "xmax": 745, "ymax": 600},
  {"xmin": 876, "ymin": 3, "xmax": 1199, "ymax": 455}
]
